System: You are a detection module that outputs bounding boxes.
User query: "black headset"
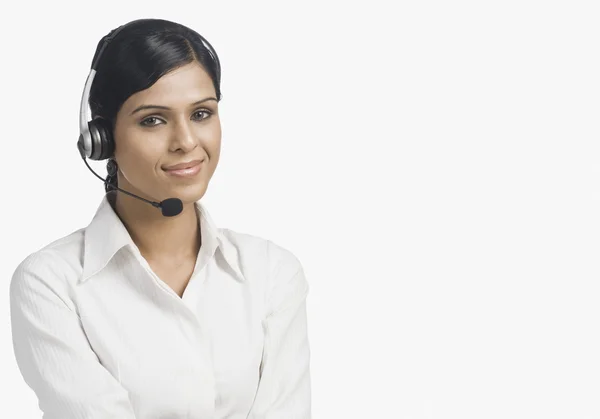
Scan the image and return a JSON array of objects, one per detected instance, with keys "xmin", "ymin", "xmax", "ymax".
[{"xmin": 77, "ymin": 19, "xmax": 222, "ymax": 161}]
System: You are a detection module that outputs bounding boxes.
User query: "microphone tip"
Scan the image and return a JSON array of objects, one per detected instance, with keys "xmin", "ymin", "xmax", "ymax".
[{"xmin": 160, "ymin": 198, "xmax": 183, "ymax": 217}]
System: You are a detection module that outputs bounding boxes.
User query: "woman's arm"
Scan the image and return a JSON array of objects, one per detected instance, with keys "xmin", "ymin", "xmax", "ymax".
[
  {"xmin": 248, "ymin": 248, "xmax": 312, "ymax": 419},
  {"xmin": 9, "ymin": 252, "xmax": 137, "ymax": 419}
]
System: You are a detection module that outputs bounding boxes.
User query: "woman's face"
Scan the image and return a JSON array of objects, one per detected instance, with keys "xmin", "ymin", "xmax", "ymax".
[{"xmin": 113, "ymin": 61, "xmax": 221, "ymax": 206}]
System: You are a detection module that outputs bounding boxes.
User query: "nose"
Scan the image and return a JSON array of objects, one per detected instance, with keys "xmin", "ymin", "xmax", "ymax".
[{"xmin": 169, "ymin": 118, "xmax": 198, "ymax": 152}]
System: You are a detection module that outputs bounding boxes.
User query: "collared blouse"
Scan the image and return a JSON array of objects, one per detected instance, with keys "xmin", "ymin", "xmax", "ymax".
[{"xmin": 9, "ymin": 196, "xmax": 311, "ymax": 418}]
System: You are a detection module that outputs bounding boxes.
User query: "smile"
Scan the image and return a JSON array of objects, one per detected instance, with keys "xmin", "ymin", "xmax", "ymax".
[{"xmin": 162, "ymin": 160, "xmax": 203, "ymax": 177}]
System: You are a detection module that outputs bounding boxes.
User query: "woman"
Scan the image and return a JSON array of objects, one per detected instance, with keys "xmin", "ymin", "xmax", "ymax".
[{"xmin": 9, "ymin": 18, "xmax": 311, "ymax": 419}]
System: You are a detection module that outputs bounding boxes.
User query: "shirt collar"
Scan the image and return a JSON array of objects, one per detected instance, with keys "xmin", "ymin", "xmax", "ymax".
[{"xmin": 80, "ymin": 196, "xmax": 245, "ymax": 283}]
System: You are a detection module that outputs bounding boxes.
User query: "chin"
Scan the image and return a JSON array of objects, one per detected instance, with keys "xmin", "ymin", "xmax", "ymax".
[{"xmin": 166, "ymin": 182, "xmax": 209, "ymax": 204}]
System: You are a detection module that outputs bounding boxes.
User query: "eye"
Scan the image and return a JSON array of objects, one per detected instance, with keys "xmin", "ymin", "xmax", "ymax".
[
  {"xmin": 139, "ymin": 110, "xmax": 212, "ymax": 127},
  {"xmin": 192, "ymin": 110, "xmax": 212, "ymax": 121},
  {"xmin": 139, "ymin": 116, "xmax": 163, "ymax": 127}
]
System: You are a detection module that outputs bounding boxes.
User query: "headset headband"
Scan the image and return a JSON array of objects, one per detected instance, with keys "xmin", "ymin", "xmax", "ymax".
[{"xmin": 78, "ymin": 23, "xmax": 131, "ymax": 158}]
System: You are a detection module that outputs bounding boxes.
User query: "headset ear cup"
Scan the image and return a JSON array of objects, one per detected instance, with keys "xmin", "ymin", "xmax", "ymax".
[{"xmin": 88, "ymin": 117, "xmax": 114, "ymax": 160}]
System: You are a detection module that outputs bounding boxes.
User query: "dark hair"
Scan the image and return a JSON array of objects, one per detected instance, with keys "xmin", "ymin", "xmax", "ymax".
[{"xmin": 87, "ymin": 18, "xmax": 222, "ymax": 194}]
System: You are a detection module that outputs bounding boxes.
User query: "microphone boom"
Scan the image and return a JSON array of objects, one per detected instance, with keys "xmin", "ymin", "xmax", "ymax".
[{"xmin": 77, "ymin": 144, "xmax": 183, "ymax": 217}]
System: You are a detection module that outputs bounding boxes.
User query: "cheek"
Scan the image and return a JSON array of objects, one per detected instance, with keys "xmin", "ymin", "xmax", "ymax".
[
  {"xmin": 114, "ymin": 138, "xmax": 163, "ymax": 179},
  {"xmin": 118, "ymin": 154, "xmax": 161, "ymax": 188},
  {"xmin": 202, "ymin": 123, "xmax": 222, "ymax": 160},
  {"xmin": 208, "ymin": 139, "xmax": 221, "ymax": 168}
]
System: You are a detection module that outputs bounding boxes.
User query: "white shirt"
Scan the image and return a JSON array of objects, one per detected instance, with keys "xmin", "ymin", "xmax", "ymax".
[{"xmin": 9, "ymin": 195, "xmax": 311, "ymax": 419}]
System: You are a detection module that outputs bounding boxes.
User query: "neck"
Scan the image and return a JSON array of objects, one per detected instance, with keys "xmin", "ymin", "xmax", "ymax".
[{"xmin": 111, "ymin": 191, "xmax": 201, "ymax": 263}]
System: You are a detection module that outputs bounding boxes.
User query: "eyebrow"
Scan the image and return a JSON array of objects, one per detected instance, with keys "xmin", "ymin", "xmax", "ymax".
[{"xmin": 130, "ymin": 97, "xmax": 218, "ymax": 116}]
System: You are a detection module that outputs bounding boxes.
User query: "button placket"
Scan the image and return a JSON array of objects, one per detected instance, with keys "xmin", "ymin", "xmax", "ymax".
[
  {"xmin": 177, "ymin": 304, "xmax": 217, "ymax": 416},
  {"xmin": 131, "ymin": 244, "xmax": 218, "ymax": 416}
]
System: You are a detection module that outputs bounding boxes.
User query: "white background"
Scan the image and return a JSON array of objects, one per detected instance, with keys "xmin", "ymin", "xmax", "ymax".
[{"xmin": 1, "ymin": 0, "xmax": 599, "ymax": 418}]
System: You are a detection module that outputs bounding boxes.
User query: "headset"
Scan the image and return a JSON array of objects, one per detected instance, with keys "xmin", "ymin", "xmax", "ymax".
[
  {"xmin": 77, "ymin": 18, "xmax": 221, "ymax": 161},
  {"xmin": 75, "ymin": 19, "xmax": 222, "ymax": 217}
]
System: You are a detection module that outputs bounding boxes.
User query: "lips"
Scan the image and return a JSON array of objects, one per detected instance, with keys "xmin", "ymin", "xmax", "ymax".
[{"xmin": 162, "ymin": 159, "xmax": 203, "ymax": 171}]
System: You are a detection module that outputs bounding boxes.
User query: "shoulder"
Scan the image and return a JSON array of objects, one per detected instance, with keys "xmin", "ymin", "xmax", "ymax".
[
  {"xmin": 219, "ymin": 227, "xmax": 303, "ymax": 278},
  {"xmin": 9, "ymin": 229, "xmax": 85, "ymax": 310}
]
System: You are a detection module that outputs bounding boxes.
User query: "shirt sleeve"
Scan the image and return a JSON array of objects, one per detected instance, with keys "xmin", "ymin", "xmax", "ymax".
[
  {"xmin": 9, "ymin": 252, "xmax": 137, "ymax": 419},
  {"xmin": 247, "ymin": 248, "xmax": 312, "ymax": 419}
]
